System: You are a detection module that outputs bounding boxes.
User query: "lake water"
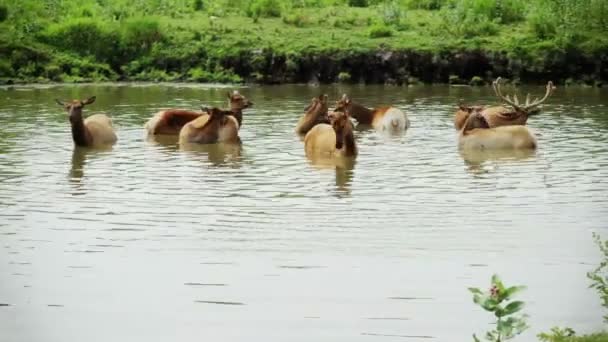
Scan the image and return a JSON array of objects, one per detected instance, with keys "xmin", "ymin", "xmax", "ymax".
[{"xmin": 1, "ymin": 83, "xmax": 607, "ymax": 342}]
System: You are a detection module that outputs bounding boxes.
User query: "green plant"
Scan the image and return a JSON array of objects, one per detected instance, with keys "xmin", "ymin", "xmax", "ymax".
[
  {"xmin": 337, "ymin": 71, "xmax": 351, "ymax": 82},
  {"xmin": 247, "ymin": 0, "xmax": 283, "ymax": 18},
  {"xmin": 368, "ymin": 24, "xmax": 393, "ymax": 38},
  {"xmin": 379, "ymin": 0, "xmax": 404, "ymax": 26},
  {"xmin": 405, "ymin": 0, "xmax": 446, "ymax": 10},
  {"xmin": 469, "ymin": 275, "xmax": 529, "ymax": 342},
  {"xmin": 0, "ymin": 4, "xmax": 8, "ymax": 22},
  {"xmin": 588, "ymin": 233, "xmax": 608, "ymax": 322},
  {"xmin": 539, "ymin": 327, "xmax": 608, "ymax": 342},
  {"xmin": 348, "ymin": 0, "xmax": 368, "ymax": 8},
  {"xmin": 193, "ymin": 0, "xmax": 204, "ymax": 11}
]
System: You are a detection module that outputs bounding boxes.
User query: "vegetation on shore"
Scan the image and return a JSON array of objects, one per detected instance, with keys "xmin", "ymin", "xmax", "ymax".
[{"xmin": 0, "ymin": 0, "xmax": 606, "ymax": 85}]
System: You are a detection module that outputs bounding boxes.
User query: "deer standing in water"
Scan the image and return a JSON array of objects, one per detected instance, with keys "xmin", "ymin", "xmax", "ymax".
[
  {"xmin": 179, "ymin": 107, "xmax": 240, "ymax": 144},
  {"xmin": 458, "ymin": 109, "xmax": 537, "ymax": 151},
  {"xmin": 304, "ymin": 111, "xmax": 357, "ymax": 157},
  {"xmin": 454, "ymin": 78, "xmax": 555, "ymax": 130},
  {"xmin": 145, "ymin": 91, "xmax": 252, "ymax": 135},
  {"xmin": 55, "ymin": 96, "xmax": 117, "ymax": 147},
  {"xmin": 334, "ymin": 94, "xmax": 409, "ymax": 131},
  {"xmin": 295, "ymin": 94, "xmax": 330, "ymax": 135}
]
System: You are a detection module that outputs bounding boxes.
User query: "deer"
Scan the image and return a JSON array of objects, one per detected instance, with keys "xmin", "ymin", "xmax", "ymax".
[
  {"xmin": 145, "ymin": 90, "xmax": 252, "ymax": 135},
  {"xmin": 179, "ymin": 107, "xmax": 240, "ymax": 145},
  {"xmin": 458, "ymin": 109, "xmax": 537, "ymax": 151},
  {"xmin": 304, "ymin": 111, "xmax": 357, "ymax": 158},
  {"xmin": 55, "ymin": 96, "xmax": 117, "ymax": 147},
  {"xmin": 334, "ymin": 94, "xmax": 409, "ymax": 131},
  {"xmin": 295, "ymin": 94, "xmax": 330, "ymax": 135},
  {"xmin": 454, "ymin": 78, "xmax": 555, "ymax": 130}
]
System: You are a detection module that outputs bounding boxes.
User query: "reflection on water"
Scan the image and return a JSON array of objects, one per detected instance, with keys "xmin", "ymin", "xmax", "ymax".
[
  {"xmin": 1, "ymin": 83, "xmax": 607, "ymax": 342},
  {"xmin": 459, "ymin": 148, "xmax": 537, "ymax": 175}
]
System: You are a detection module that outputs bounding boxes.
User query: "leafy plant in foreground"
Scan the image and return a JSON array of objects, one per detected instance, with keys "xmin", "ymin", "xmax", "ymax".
[
  {"xmin": 469, "ymin": 275, "xmax": 528, "ymax": 342},
  {"xmin": 588, "ymin": 232, "xmax": 608, "ymax": 323}
]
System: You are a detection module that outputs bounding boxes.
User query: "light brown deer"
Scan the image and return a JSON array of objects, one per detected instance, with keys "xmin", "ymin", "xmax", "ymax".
[
  {"xmin": 304, "ymin": 111, "xmax": 357, "ymax": 157},
  {"xmin": 458, "ymin": 110, "xmax": 537, "ymax": 151},
  {"xmin": 179, "ymin": 107, "xmax": 240, "ymax": 145},
  {"xmin": 295, "ymin": 94, "xmax": 330, "ymax": 135},
  {"xmin": 334, "ymin": 94, "xmax": 409, "ymax": 131},
  {"xmin": 145, "ymin": 91, "xmax": 252, "ymax": 135},
  {"xmin": 55, "ymin": 96, "xmax": 117, "ymax": 147},
  {"xmin": 454, "ymin": 78, "xmax": 555, "ymax": 130}
]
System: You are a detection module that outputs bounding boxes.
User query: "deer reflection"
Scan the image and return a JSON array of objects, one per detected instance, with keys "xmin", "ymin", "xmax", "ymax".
[
  {"xmin": 179, "ymin": 141, "xmax": 244, "ymax": 167},
  {"xmin": 460, "ymin": 148, "xmax": 536, "ymax": 175},
  {"xmin": 306, "ymin": 155, "xmax": 356, "ymax": 196},
  {"xmin": 69, "ymin": 145, "xmax": 113, "ymax": 193}
]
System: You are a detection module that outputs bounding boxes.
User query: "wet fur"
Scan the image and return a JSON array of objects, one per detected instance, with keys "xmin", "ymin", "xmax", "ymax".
[
  {"xmin": 179, "ymin": 108, "xmax": 239, "ymax": 144},
  {"xmin": 335, "ymin": 96, "xmax": 409, "ymax": 131},
  {"xmin": 145, "ymin": 110, "xmax": 203, "ymax": 135},
  {"xmin": 458, "ymin": 111, "xmax": 537, "ymax": 150},
  {"xmin": 304, "ymin": 112, "xmax": 357, "ymax": 157},
  {"xmin": 57, "ymin": 97, "xmax": 117, "ymax": 147},
  {"xmin": 296, "ymin": 95, "xmax": 330, "ymax": 135}
]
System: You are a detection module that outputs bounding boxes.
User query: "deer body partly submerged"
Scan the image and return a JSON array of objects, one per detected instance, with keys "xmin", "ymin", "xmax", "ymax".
[
  {"xmin": 458, "ymin": 111, "xmax": 537, "ymax": 150},
  {"xmin": 334, "ymin": 95, "xmax": 409, "ymax": 131},
  {"xmin": 56, "ymin": 96, "xmax": 117, "ymax": 147},
  {"xmin": 145, "ymin": 91, "xmax": 252, "ymax": 135},
  {"xmin": 179, "ymin": 107, "xmax": 240, "ymax": 144},
  {"xmin": 304, "ymin": 111, "xmax": 357, "ymax": 157}
]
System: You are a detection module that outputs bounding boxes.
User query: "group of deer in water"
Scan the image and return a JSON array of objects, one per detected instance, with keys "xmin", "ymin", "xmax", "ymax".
[{"xmin": 55, "ymin": 77, "xmax": 555, "ymax": 162}]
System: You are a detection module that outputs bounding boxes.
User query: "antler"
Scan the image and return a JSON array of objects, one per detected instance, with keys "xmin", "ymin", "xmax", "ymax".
[
  {"xmin": 492, "ymin": 77, "xmax": 555, "ymax": 112},
  {"xmin": 523, "ymin": 81, "xmax": 555, "ymax": 109}
]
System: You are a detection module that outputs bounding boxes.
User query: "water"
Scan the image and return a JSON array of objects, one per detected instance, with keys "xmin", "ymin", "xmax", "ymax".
[{"xmin": 1, "ymin": 83, "xmax": 607, "ymax": 342}]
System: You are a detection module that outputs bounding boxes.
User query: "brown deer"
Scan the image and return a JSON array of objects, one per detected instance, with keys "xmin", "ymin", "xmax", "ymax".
[
  {"xmin": 304, "ymin": 111, "xmax": 357, "ymax": 157},
  {"xmin": 55, "ymin": 96, "xmax": 117, "ymax": 147},
  {"xmin": 145, "ymin": 90, "xmax": 252, "ymax": 135},
  {"xmin": 334, "ymin": 94, "xmax": 409, "ymax": 131},
  {"xmin": 458, "ymin": 110, "xmax": 537, "ymax": 151},
  {"xmin": 295, "ymin": 94, "xmax": 330, "ymax": 135},
  {"xmin": 179, "ymin": 107, "xmax": 240, "ymax": 144},
  {"xmin": 454, "ymin": 78, "xmax": 555, "ymax": 130}
]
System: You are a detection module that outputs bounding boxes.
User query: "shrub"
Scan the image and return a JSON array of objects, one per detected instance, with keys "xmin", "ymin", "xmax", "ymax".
[
  {"xmin": 0, "ymin": 4, "xmax": 8, "ymax": 22},
  {"xmin": 121, "ymin": 17, "xmax": 165, "ymax": 54},
  {"xmin": 194, "ymin": 0, "xmax": 204, "ymax": 11},
  {"xmin": 337, "ymin": 71, "xmax": 351, "ymax": 83},
  {"xmin": 40, "ymin": 18, "xmax": 119, "ymax": 62},
  {"xmin": 282, "ymin": 11, "xmax": 311, "ymax": 27},
  {"xmin": 247, "ymin": 0, "xmax": 282, "ymax": 18},
  {"xmin": 380, "ymin": 0, "xmax": 405, "ymax": 26},
  {"xmin": 405, "ymin": 0, "xmax": 446, "ymax": 10},
  {"xmin": 348, "ymin": 0, "xmax": 368, "ymax": 8},
  {"xmin": 368, "ymin": 24, "xmax": 393, "ymax": 38}
]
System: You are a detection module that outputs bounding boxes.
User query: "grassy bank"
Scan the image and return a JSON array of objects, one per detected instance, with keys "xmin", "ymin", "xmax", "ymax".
[{"xmin": 0, "ymin": 0, "xmax": 607, "ymax": 85}]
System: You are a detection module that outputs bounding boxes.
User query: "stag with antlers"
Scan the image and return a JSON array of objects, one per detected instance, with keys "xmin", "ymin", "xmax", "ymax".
[{"xmin": 454, "ymin": 77, "xmax": 556, "ymax": 130}]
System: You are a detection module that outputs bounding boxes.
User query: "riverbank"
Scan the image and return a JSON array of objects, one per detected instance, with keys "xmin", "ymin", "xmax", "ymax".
[{"xmin": 0, "ymin": 1, "xmax": 606, "ymax": 86}]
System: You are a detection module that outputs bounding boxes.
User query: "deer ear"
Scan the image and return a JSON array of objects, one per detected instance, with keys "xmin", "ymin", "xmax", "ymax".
[
  {"xmin": 82, "ymin": 96, "xmax": 96, "ymax": 105},
  {"xmin": 55, "ymin": 99, "xmax": 65, "ymax": 106}
]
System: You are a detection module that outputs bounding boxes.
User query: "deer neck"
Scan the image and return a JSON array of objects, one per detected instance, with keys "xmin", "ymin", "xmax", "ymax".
[
  {"xmin": 335, "ymin": 123, "xmax": 357, "ymax": 157},
  {"xmin": 347, "ymin": 103, "xmax": 373, "ymax": 124},
  {"xmin": 69, "ymin": 113, "xmax": 91, "ymax": 147},
  {"xmin": 300, "ymin": 105, "xmax": 328, "ymax": 134},
  {"xmin": 230, "ymin": 106, "xmax": 244, "ymax": 127}
]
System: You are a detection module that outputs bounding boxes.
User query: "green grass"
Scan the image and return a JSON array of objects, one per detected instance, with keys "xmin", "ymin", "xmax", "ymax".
[{"xmin": 0, "ymin": 0, "xmax": 606, "ymax": 84}]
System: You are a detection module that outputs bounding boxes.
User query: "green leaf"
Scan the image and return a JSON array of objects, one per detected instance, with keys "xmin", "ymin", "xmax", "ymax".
[
  {"xmin": 503, "ymin": 301, "xmax": 525, "ymax": 316},
  {"xmin": 503, "ymin": 286, "xmax": 526, "ymax": 299},
  {"xmin": 481, "ymin": 297, "xmax": 498, "ymax": 312},
  {"xmin": 469, "ymin": 287, "xmax": 483, "ymax": 295},
  {"xmin": 473, "ymin": 334, "xmax": 481, "ymax": 342}
]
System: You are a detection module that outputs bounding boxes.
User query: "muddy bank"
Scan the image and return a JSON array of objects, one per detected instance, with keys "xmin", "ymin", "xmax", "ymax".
[{"xmin": 220, "ymin": 48, "xmax": 608, "ymax": 86}]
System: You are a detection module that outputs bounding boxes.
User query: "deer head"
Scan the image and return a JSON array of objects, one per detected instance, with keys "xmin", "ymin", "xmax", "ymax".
[
  {"xmin": 227, "ymin": 90, "xmax": 253, "ymax": 111},
  {"xmin": 56, "ymin": 96, "xmax": 96, "ymax": 122},
  {"xmin": 334, "ymin": 94, "xmax": 351, "ymax": 114}
]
